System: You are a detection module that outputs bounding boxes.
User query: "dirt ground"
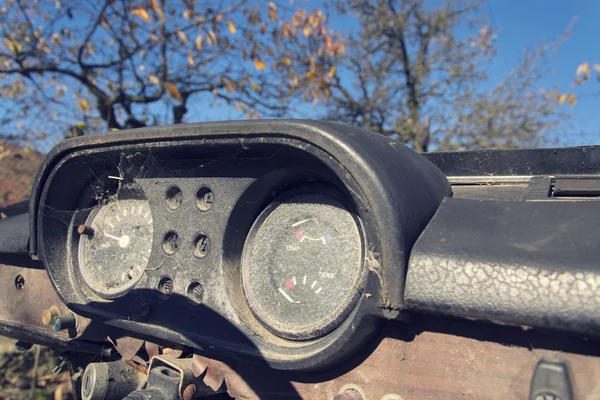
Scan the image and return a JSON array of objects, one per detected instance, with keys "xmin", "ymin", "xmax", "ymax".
[{"xmin": 0, "ymin": 337, "xmax": 72, "ymax": 400}]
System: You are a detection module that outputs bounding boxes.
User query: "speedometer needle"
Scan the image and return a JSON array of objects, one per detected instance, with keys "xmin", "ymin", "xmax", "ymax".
[{"xmin": 103, "ymin": 232, "xmax": 130, "ymax": 248}]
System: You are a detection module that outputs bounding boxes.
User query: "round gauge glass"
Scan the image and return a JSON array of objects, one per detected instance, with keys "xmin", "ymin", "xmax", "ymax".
[
  {"xmin": 242, "ymin": 192, "xmax": 364, "ymax": 340},
  {"xmin": 78, "ymin": 199, "xmax": 153, "ymax": 298}
]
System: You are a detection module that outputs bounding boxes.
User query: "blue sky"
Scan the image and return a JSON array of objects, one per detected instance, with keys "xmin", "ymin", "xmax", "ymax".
[{"xmin": 483, "ymin": 0, "xmax": 600, "ymax": 146}]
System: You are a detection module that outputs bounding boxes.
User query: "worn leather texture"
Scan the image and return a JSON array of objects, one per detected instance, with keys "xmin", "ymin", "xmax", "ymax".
[{"xmin": 405, "ymin": 197, "xmax": 600, "ymax": 336}]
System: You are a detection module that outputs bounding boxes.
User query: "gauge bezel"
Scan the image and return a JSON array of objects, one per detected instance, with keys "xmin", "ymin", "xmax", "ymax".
[
  {"xmin": 241, "ymin": 184, "xmax": 367, "ymax": 340},
  {"xmin": 77, "ymin": 199, "xmax": 153, "ymax": 300}
]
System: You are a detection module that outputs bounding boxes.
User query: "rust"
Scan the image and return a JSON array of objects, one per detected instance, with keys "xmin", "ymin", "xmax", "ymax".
[
  {"xmin": 125, "ymin": 359, "xmax": 148, "ymax": 375},
  {"xmin": 192, "ymin": 354, "xmax": 258, "ymax": 399},
  {"xmin": 145, "ymin": 341, "xmax": 161, "ymax": 358},
  {"xmin": 182, "ymin": 384, "xmax": 196, "ymax": 400},
  {"xmin": 163, "ymin": 347, "xmax": 183, "ymax": 358},
  {"xmin": 107, "ymin": 335, "xmax": 144, "ymax": 360}
]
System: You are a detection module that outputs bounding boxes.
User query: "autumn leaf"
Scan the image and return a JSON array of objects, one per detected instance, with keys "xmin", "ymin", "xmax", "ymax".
[
  {"xmin": 567, "ymin": 94, "xmax": 576, "ymax": 106},
  {"xmin": 163, "ymin": 82, "xmax": 183, "ymax": 102},
  {"xmin": 131, "ymin": 7, "xmax": 150, "ymax": 23},
  {"xmin": 253, "ymin": 59, "xmax": 266, "ymax": 71},
  {"xmin": 268, "ymin": 2, "xmax": 277, "ymax": 21},
  {"xmin": 77, "ymin": 99, "xmax": 90, "ymax": 111},
  {"xmin": 148, "ymin": 74, "xmax": 160, "ymax": 85},
  {"xmin": 228, "ymin": 20, "xmax": 236, "ymax": 35},
  {"xmin": 207, "ymin": 30, "xmax": 217, "ymax": 46},
  {"xmin": 302, "ymin": 26, "xmax": 311, "ymax": 37},
  {"xmin": 327, "ymin": 66, "xmax": 336, "ymax": 79},
  {"xmin": 177, "ymin": 30, "xmax": 188, "ymax": 44},
  {"xmin": 150, "ymin": 0, "xmax": 165, "ymax": 22},
  {"xmin": 576, "ymin": 62, "xmax": 590, "ymax": 79},
  {"xmin": 557, "ymin": 94, "xmax": 568, "ymax": 105},
  {"xmin": 251, "ymin": 82, "xmax": 262, "ymax": 92},
  {"xmin": 183, "ymin": 9, "xmax": 191, "ymax": 19},
  {"xmin": 188, "ymin": 53, "xmax": 195, "ymax": 66},
  {"xmin": 281, "ymin": 58, "xmax": 292, "ymax": 67},
  {"xmin": 195, "ymin": 34, "xmax": 203, "ymax": 50}
]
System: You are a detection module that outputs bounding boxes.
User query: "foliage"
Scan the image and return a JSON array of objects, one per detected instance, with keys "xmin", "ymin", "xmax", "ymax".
[
  {"xmin": 0, "ymin": 0, "xmax": 343, "ymax": 142},
  {"xmin": 321, "ymin": 0, "xmax": 570, "ymax": 151},
  {"xmin": 0, "ymin": 0, "xmax": 571, "ymax": 151}
]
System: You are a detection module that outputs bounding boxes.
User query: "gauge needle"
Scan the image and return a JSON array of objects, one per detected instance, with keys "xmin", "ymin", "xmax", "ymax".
[
  {"xmin": 103, "ymin": 232, "xmax": 130, "ymax": 248},
  {"xmin": 278, "ymin": 288, "xmax": 300, "ymax": 304}
]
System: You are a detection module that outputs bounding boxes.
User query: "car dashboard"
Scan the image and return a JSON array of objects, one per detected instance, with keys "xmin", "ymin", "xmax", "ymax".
[{"xmin": 0, "ymin": 120, "xmax": 599, "ymax": 399}]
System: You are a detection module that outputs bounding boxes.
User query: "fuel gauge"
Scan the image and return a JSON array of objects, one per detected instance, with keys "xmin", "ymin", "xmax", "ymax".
[{"xmin": 242, "ymin": 191, "xmax": 364, "ymax": 340}]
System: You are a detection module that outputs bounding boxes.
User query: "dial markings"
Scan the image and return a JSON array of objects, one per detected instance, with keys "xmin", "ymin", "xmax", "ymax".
[
  {"xmin": 311, "ymin": 280, "xmax": 317, "ymax": 289},
  {"xmin": 292, "ymin": 218, "xmax": 310, "ymax": 227},
  {"xmin": 303, "ymin": 275, "xmax": 307, "ymax": 285},
  {"xmin": 292, "ymin": 276, "xmax": 297, "ymax": 285},
  {"xmin": 315, "ymin": 287, "xmax": 323, "ymax": 294}
]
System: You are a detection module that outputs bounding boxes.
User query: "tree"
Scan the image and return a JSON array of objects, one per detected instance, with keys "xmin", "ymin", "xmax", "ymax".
[
  {"xmin": 322, "ymin": 0, "xmax": 570, "ymax": 151},
  {"xmin": 0, "ymin": 0, "xmax": 342, "ymax": 143}
]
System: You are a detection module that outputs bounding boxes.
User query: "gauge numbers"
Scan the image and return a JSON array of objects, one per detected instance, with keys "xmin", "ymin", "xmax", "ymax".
[{"xmin": 78, "ymin": 199, "xmax": 153, "ymax": 299}]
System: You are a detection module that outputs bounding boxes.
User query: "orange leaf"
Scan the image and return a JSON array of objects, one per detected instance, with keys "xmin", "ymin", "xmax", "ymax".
[
  {"xmin": 163, "ymin": 82, "xmax": 183, "ymax": 102},
  {"xmin": 148, "ymin": 75, "xmax": 160, "ymax": 85},
  {"xmin": 150, "ymin": 0, "xmax": 165, "ymax": 21},
  {"xmin": 228, "ymin": 20, "xmax": 236, "ymax": 35},
  {"xmin": 253, "ymin": 59, "xmax": 266, "ymax": 71},
  {"xmin": 327, "ymin": 66, "xmax": 336, "ymax": 79},
  {"xmin": 268, "ymin": 2, "xmax": 277, "ymax": 21},
  {"xmin": 195, "ymin": 34, "xmax": 203, "ymax": 50},
  {"xmin": 567, "ymin": 94, "xmax": 576, "ymax": 106},
  {"xmin": 131, "ymin": 7, "xmax": 150, "ymax": 23},
  {"xmin": 557, "ymin": 94, "xmax": 568, "ymax": 105},
  {"xmin": 177, "ymin": 30, "xmax": 188, "ymax": 44}
]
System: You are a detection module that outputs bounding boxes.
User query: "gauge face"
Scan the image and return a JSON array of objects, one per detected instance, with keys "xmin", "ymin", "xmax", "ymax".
[
  {"xmin": 242, "ymin": 192, "xmax": 364, "ymax": 340},
  {"xmin": 78, "ymin": 199, "xmax": 153, "ymax": 298}
]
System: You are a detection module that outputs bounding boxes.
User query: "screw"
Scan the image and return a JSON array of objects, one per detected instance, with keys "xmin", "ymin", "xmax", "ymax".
[
  {"xmin": 14, "ymin": 274, "xmax": 25, "ymax": 290},
  {"xmin": 193, "ymin": 234, "xmax": 209, "ymax": 258},
  {"xmin": 77, "ymin": 225, "xmax": 94, "ymax": 236},
  {"xmin": 203, "ymin": 191, "xmax": 213, "ymax": 205},
  {"xmin": 187, "ymin": 282, "xmax": 204, "ymax": 305}
]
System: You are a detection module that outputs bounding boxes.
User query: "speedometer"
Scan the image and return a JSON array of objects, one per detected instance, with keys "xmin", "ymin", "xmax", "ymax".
[
  {"xmin": 77, "ymin": 199, "xmax": 153, "ymax": 299},
  {"xmin": 242, "ymin": 190, "xmax": 364, "ymax": 340}
]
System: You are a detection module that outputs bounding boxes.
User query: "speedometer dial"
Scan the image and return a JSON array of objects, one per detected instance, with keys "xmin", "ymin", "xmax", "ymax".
[
  {"xmin": 78, "ymin": 199, "xmax": 153, "ymax": 299},
  {"xmin": 242, "ymin": 191, "xmax": 364, "ymax": 340}
]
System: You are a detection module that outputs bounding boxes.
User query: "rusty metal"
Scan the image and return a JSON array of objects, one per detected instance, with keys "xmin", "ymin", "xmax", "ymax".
[
  {"xmin": 77, "ymin": 224, "xmax": 94, "ymax": 236},
  {"xmin": 182, "ymin": 384, "xmax": 196, "ymax": 400},
  {"xmin": 149, "ymin": 355, "xmax": 225, "ymax": 399},
  {"xmin": 145, "ymin": 341, "xmax": 161, "ymax": 358},
  {"xmin": 191, "ymin": 354, "xmax": 258, "ymax": 399},
  {"xmin": 163, "ymin": 347, "xmax": 184, "ymax": 358},
  {"xmin": 0, "ymin": 264, "xmax": 104, "ymax": 346},
  {"xmin": 107, "ymin": 335, "xmax": 144, "ymax": 360},
  {"xmin": 125, "ymin": 359, "xmax": 149, "ymax": 375}
]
